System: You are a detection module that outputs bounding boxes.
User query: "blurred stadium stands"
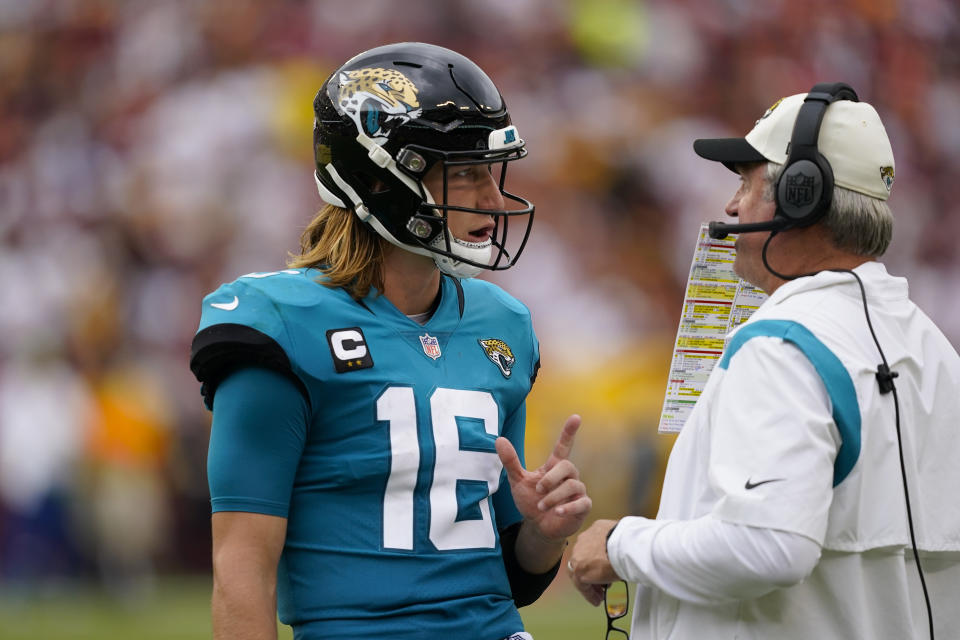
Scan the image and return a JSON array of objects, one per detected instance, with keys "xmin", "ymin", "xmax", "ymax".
[{"xmin": 0, "ymin": 0, "xmax": 957, "ymax": 597}]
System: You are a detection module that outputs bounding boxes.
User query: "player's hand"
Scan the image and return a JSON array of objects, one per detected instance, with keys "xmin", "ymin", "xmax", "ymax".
[
  {"xmin": 495, "ymin": 414, "xmax": 591, "ymax": 542},
  {"xmin": 568, "ymin": 519, "xmax": 621, "ymax": 606}
]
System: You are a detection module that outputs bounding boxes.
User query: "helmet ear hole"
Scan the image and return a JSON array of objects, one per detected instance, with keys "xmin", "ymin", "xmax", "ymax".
[{"xmin": 356, "ymin": 172, "xmax": 391, "ymax": 194}]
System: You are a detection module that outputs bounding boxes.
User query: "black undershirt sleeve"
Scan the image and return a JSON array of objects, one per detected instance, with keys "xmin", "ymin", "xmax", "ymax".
[{"xmin": 499, "ymin": 521, "xmax": 563, "ymax": 608}]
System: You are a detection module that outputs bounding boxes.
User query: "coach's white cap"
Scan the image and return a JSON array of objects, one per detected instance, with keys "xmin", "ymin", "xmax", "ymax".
[{"xmin": 693, "ymin": 92, "xmax": 896, "ymax": 200}]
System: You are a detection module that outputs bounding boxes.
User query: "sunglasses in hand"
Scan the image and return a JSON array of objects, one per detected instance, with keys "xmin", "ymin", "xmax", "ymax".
[{"xmin": 603, "ymin": 580, "xmax": 629, "ymax": 640}]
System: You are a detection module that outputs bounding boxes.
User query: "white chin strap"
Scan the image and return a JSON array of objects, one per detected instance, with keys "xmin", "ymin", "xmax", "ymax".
[{"xmin": 431, "ymin": 235, "xmax": 493, "ymax": 278}]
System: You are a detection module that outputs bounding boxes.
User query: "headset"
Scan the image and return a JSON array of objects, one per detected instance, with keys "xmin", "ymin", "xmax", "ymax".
[
  {"xmin": 708, "ymin": 82, "xmax": 858, "ymax": 240},
  {"xmin": 711, "ymin": 83, "xmax": 935, "ymax": 638}
]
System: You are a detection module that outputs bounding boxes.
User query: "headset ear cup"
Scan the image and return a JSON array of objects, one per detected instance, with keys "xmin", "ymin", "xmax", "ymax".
[
  {"xmin": 776, "ymin": 158, "xmax": 829, "ymax": 227},
  {"xmin": 774, "ymin": 83, "xmax": 854, "ymax": 230}
]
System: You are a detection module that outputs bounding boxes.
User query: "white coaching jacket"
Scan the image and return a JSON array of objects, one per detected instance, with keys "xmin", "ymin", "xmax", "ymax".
[{"xmin": 608, "ymin": 261, "xmax": 960, "ymax": 639}]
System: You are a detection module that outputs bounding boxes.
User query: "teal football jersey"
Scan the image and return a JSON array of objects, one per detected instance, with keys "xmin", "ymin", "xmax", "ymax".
[{"xmin": 191, "ymin": 268, "xmax": 540, "ymax": 639}]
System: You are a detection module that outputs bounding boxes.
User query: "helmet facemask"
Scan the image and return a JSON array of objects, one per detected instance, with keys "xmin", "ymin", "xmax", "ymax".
[{"xmin": 397, "ymin": 135, "xmax": 534, "ymax": 278}]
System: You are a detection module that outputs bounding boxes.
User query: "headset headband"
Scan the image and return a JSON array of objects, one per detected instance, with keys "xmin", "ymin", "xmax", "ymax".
[{"xmin": 776, "ymin": 83, "xmax": 859, "ymax": 226}]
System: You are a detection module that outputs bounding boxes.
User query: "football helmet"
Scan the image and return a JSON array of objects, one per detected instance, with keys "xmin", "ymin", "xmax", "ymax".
[{"xmin": 313, "ymin": 42, "xmax": 534, "ymax": 278}]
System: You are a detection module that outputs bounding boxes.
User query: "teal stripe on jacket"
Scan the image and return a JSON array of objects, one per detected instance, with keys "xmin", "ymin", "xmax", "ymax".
[{"xmin": 719, "ymin": 319, "xmax": 860, "ymax": 486}]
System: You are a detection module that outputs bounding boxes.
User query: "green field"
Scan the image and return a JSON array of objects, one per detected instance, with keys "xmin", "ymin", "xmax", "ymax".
[{"xmin": 0, "ymin": 576, "xmax": 608, "ymax": 639}]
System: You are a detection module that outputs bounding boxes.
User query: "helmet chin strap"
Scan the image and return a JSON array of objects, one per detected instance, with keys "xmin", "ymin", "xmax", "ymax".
[
  {"xmin": 420, "ymin": 178, "xmax": 492, "ymax": 278},
  {"xmin": 431, "ymin": 234, "xmax": 492, "ymax": 278}
]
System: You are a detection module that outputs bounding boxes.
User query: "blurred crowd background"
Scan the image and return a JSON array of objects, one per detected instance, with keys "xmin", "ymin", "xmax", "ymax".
[{"xmin": 1, "ymin": 0, "xmax": 958, "ymax": 601}]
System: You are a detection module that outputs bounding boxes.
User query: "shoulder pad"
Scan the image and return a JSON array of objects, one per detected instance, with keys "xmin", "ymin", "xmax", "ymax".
[
  {"xmin": 460, "ymin": 278, "xmax": 532, "ymax": 317},
  {"xmin": 191, "ymin": 270, "xmax": 320, "ymax": 409},
  {"xmin": 459, "ymin": 278, "xmax": 540, "ymax": 385},
  {"xmin": 190, "ymin": 323, "xmax": 308, "ymax": 410}
]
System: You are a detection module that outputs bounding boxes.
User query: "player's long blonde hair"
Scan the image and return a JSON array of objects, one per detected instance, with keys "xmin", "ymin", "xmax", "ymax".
[{"xmin": 288, "ymin": 204, "xmax": 385, "ymax": 299}]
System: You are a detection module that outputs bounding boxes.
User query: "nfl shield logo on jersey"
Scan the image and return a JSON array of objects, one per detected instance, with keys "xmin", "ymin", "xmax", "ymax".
[{"xmin": 419, "ymin": 333, "xmax": 442, "ymax": 360}]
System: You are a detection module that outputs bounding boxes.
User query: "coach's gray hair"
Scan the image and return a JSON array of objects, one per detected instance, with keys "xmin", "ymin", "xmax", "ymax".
[{"xmin": 763, "ymin": 162, "xmax": 893, "ymax": 257}]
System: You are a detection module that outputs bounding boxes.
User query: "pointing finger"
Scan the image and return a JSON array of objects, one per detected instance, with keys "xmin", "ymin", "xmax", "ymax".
[{"xmin": 547, "ymin": 414, "xmax": 581, "ymax": 467}]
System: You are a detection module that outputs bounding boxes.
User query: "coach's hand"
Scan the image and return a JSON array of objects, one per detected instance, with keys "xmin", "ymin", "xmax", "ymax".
[{"xmin": 568, "ymin": 519, "xmax": 621, "ymax": 606}]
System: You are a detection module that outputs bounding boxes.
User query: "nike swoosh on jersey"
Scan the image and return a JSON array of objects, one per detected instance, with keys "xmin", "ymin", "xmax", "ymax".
[
  {"xmin": 211, "ymin": 296, "xmax": 239, "ymax": 311},
  {"xmin": 744, "ymin": 477, "xmax": 785, "ymax": 490}
]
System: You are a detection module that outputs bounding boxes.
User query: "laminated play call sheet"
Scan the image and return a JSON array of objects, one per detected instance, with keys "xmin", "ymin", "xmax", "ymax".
[{"xmin": 658, "ymin": 224, "xmax": 768, "ymax": 433}]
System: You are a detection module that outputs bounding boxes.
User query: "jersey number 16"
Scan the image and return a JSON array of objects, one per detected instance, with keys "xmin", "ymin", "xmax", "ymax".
[{"xmin": 377, "ymin": 386, "xmax": 503, "ymax": 551}]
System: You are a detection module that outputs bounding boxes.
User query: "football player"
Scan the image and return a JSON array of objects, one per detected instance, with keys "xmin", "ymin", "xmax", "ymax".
[{"xmin": 190, "ymin": 42, "xmax": 591, "ymax": 640}]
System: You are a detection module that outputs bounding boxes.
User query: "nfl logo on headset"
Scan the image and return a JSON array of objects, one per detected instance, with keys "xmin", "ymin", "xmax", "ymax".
[
  {"xmin": 785, "ymin": 172, "xmax": 816, "ymax": 207},
  {"xmin": 419, "ymin": 333, "xmax": 442, "ymax": 360}
]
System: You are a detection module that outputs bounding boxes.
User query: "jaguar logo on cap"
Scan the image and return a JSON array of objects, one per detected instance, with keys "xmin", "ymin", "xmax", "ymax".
[
  {"xmin": 755, "ymin": 97, "xmax": 785, "ymax": 125},
  {"xmin": 880, "ymin": 166, "xmax": 895, "ymax": 193}
]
